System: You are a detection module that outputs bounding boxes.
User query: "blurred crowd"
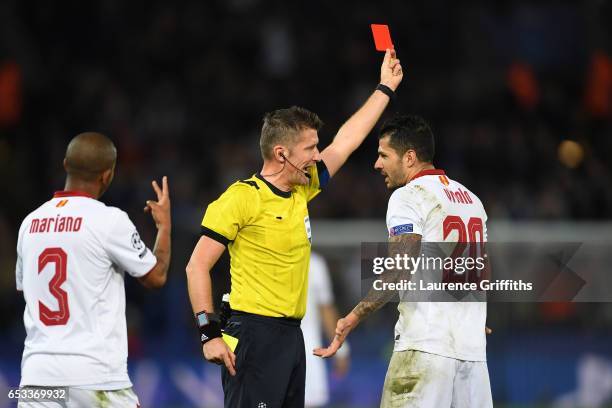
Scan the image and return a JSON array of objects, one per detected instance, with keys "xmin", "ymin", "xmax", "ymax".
[{"xmin": 1, "ymin": 0, "xmax": 612, "ymax": 358}]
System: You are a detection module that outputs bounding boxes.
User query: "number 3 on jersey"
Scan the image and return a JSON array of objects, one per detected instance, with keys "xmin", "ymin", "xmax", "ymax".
[{"xmin": 38, "ymin": 248, "xmax": 70, "ymax": 326}]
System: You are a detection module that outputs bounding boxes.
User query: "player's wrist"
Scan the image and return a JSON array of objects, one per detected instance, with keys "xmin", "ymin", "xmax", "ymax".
[
  {"xmin": 345, "ymin": 311, "xmax": 360, "ymax": 326},
  {"xmin": 156, "ymin": 224, "xmax": 171, "ymax": 234}
]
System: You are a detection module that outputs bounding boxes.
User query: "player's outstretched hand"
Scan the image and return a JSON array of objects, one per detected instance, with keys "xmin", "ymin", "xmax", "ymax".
[
  {"xmin": 203, "ymin": 337, "xmax": 236, "ymax": 376},
  {"xmin": 144, "ymin": 176, "xmax": 171, "ymax": 230},
  {"xmin": 314, "ymin": 312, "xmax": 358, "ymax": 358},
  {"xmin": 380, "ymin": 48, "xmax": 403, "ymax": 92}
]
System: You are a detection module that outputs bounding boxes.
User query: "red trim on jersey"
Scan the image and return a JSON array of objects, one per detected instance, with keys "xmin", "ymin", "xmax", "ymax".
[
  {"xmin": 410, "ymin": 169, "xmax": 446, "ymax": 181},
  {"xmin": 53, "ymin": 191, "xmax": 95, "ymax": 199}
]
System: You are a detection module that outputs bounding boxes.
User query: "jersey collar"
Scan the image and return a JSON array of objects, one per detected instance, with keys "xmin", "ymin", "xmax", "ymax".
[
  {"xmin": 255, "ymin": 174, "xmax": 292, "ymax": 198},
  {"xmin": 53, "ymin": 190, "xmax": 96, "ymax": 199},
  {"xmin": 410, "ymin": 169, "xmax": 445, "ymax": 182}
]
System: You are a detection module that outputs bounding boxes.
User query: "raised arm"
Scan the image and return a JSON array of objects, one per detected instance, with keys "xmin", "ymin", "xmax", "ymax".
[
  {"xmin": 139, "ymin": 176, "xmax": 172, "ymax": 289},
  {"xmin": 320, "ymin": 49, "xmax": 403, "ymax": 177}
]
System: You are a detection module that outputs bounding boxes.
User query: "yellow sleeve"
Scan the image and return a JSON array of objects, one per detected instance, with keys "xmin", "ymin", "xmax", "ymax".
[
  {"xmin": 296, "ymin": 160, "xmax": 330, "ymax": 202},
  {"xmin": 201, "ymin": 183, "xmax": 255, "ymax": 245}
]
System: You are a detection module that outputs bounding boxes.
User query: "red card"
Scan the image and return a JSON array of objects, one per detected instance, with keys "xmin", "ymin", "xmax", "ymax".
[{"xmin": 371, "ymin": 24, "xmax": 393, "ymax": 51}]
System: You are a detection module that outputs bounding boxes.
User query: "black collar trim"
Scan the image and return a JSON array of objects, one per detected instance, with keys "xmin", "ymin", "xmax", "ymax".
[{"xmin": 255, "ymin": 173, "xmax": 292, "ymax": 198}]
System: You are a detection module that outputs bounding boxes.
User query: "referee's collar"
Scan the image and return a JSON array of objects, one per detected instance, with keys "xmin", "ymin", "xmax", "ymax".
[{"xmin": 255, "ymin": 173, "xmax": 292, "ymax": 198}]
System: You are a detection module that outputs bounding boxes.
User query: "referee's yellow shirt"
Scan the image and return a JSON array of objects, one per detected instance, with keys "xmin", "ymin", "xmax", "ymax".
[{"xmin": 201, "ymin": 161, "xmax": 330, "ymax": 319}]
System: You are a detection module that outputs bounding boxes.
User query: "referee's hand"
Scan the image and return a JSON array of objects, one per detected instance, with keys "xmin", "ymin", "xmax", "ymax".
[
  {"xmin": 380, "ymin": 48, "xmax": 403, "ymax": 92},
  {"xmin": 203, "ymin": 338, "xmax": 236, "ymax": 376}
]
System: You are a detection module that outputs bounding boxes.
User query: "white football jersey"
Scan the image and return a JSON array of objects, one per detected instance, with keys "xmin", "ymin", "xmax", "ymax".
[
  {"xmin": 15, "ymin": 191, "xmax": 157, "ymax": 388},
  {"xmin": 386, "ymin": 169, "xmax": 488, "ymax": 361}
]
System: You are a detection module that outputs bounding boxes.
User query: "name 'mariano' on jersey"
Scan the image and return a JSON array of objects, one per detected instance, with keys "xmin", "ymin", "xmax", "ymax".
[{"xmin": 15, "ymin": 191, "xmax": 156, "ymax": 388}]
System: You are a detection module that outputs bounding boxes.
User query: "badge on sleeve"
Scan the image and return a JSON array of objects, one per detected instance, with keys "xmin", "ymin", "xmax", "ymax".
[
  {"xmin": 389, "ymin": 224, "xmax": 413, "ymax": 237},
  {"xmin": 304, "ymin": 216, "xmax": 312, "ymax": 244},
  {"xmin": 131, "ymin": 231, "xmax": 148, "ymax": 259}
]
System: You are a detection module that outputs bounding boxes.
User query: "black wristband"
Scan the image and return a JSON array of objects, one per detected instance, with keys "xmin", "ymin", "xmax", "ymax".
[
  {"xmin": 195, "ymin": 312, "xmax": 222, "ymax": 344},
  {"xmin": 376, "ymin": 83, "xmax": 396, "ymax": 100},
  {"xmin": 199, "ymin": 320, "xmax": 222, "ymax": 344}
]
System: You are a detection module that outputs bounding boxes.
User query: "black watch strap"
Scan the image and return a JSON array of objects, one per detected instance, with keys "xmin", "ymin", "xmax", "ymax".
[{"xmin": 195, "ymin": 311, "xmax": 222, "ymax": 344}]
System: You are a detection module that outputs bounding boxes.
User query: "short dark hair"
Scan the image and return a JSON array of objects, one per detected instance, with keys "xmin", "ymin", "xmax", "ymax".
[
  {"xmin": 260, "ymin": 106, "xmax": 323, "ymax": 160},
  {"xmin": 379, "ymin": 114, "xmax": 435, "ymax": 163}
]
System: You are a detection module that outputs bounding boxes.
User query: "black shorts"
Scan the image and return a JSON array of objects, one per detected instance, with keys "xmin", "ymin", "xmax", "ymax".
[{"xmin": 221, "ymin": 311, "xmax": 305, "ymax": 408}]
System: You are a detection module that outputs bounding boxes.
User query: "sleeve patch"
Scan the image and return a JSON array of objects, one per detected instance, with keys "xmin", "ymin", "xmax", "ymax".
[
  {"xmin": 317, "ymin": 160, "xmax": 330, "ymax": 189},
  {"xmin": 389, "ymin": 224, "xmax": 413, "ymax": 236},
  {"xmin": 131, "ymin": 231, "xmax": 148, "ymax": 259}
]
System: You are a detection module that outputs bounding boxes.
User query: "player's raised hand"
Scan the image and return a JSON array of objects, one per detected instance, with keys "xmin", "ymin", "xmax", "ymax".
[
  {"xmin": 144, "ymin": 176, "xmax": 171, "ymax": 230},
  {"xmin": 380, "ymin": 48, "xmax": 403, "ymax": 92},
  {"xmin": 314, "ymin": 312, "xmax": 358, "ymax": 358},
  {"xmin": 203, "ymin": 337, "xmax": 236, "ymax": 376}
]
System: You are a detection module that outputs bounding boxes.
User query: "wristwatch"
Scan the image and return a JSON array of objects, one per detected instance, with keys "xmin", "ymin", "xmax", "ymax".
[{"xmin": 195, "ymin": 311, "xmax": 222, "ymax": 344}]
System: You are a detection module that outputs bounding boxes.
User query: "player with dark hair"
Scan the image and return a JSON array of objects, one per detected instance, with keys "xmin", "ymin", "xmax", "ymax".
[
  {"xmin": 186, "ymin": 50, "xmax": 403, "ymax": 407},
  {"xmin": 316, "ymin": 114, "xmax": 493, "ymax": 408},
  {"xmin": 16, "ymin": 132, "xmax": 171, "ymax": 407}
]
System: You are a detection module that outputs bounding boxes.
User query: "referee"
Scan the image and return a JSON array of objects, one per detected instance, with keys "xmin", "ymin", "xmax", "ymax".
[{"xmin": 186, "ymin": 49, "xmax": 403, "ymax": 407}]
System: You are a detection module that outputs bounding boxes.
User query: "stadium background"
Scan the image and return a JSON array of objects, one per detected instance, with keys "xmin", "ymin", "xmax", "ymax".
[{"xmin": 1, "ymin": 0, "xmax": 612, "ymax": 406}]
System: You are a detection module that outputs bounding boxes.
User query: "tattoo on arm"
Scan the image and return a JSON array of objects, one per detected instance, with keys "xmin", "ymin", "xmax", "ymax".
[{"xmin": 351, "ymin": 234, "xmax": 422, "ymax": 321}]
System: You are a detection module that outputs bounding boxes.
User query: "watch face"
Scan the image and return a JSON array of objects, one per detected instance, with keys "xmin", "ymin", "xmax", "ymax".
[{"xmin": 196, "ymin": 312, "xmax": 209, "ymax": 327}]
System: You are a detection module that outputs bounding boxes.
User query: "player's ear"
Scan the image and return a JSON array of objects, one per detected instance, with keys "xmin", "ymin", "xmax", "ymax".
[
  {"xmin": 63, "ymin": 158, "xmax": 68, "ymax": 172},
  {"xmin": 101, "ymin": 167, "xmax": 114, "ymax": 186},
  {"xmin": 403, "ymin": 149, "xmax": 417, "ymax": 167}
]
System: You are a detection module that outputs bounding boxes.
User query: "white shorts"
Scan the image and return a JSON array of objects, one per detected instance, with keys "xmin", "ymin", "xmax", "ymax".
[
  {"xmin": 380, "ymin": 350, "xmax": 492, "ymax": 408},
  {"xmin": 305, "ymin": 348, "xmax": 329, "ymax": 407},
  {"xmin": 18, "ymin": 387, "xmax": 140, "ymax": 408}
]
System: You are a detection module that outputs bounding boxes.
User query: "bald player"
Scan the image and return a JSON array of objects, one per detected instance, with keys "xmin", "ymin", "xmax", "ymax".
[{"xmin": 15, "ymin": 132, "xmax": 171, "ymax": 407}]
